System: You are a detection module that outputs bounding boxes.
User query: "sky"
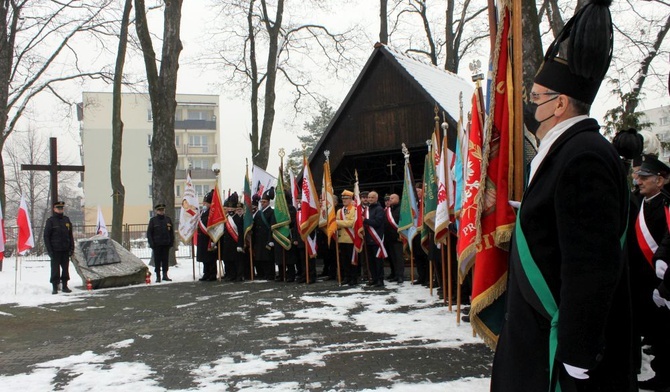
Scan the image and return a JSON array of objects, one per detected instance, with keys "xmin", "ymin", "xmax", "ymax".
[
  {"xmin": 0, "ymin": 250, "xmax": 493, "ymax": 391},
  {"xmin": 14, "ymin": 1, "xmax": 670, "ymax": 202}
]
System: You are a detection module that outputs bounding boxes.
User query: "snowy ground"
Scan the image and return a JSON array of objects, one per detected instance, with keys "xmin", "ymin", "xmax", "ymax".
[
  {"xmin": 0, "ymin": 254, "xmax": 655, "ymax": 391},
  {"xmin": 0, "ymin": 255, "xmax": 491, "ymax": 391}
]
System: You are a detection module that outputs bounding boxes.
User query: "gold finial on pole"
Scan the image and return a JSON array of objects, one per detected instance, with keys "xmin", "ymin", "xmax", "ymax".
[
  {"xmin": 324, "ymin": 150, "xmax": 330, "ymax": 162},
  {"xmin": 402, "ymin": 142, "xmax": 410, "ymax": 163}
]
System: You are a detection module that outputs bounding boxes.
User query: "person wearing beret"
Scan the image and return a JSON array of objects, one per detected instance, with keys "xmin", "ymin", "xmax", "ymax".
[
  {"xmin": 196, "ymin": 191, "xmax": 218, "ymax": 281},
  {"xmin": 491, "ymin": 1, "xmax": 636, "ymax": 390},
  {"xmin": 146, "ymin": 203, "xmax": 174, "ymax": 283},
  {"xmin": 631, "ymin": 155, "xmax": 670, "ymax": 391},
  {"xmin": 43, "ymin": 201, "xmax": 75, "ymax": 294}
]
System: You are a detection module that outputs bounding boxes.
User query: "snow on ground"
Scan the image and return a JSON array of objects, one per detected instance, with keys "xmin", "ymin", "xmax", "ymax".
[{"xmin": 0, "ymin": 254, "xmax": 655, "ymax": 391}]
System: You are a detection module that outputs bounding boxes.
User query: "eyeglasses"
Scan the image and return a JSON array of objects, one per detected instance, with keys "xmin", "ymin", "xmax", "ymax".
[
  {"xmin": 530, "ymin": 91, "xmax": 560, "ymax": 103},
  {"xmin": 55, "ymin": 206, "xmax": 64, "ymax": 210}
]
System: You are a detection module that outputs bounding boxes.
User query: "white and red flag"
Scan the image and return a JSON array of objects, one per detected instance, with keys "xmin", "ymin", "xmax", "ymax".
[{"xmin": 17, "ymin": 195, "xmax": 34, "ymax": 255}]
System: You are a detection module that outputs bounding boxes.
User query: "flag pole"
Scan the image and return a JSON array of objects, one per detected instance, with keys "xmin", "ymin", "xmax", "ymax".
[
  {"xmin": 246, "ymin": 159, "xmax": 255, "ymax": 281},
  {"xmin": 14, "ymin": 255, "xmax": 19, "ymax": 294},
  {"xmin": 512, "ymin": 0, "xmax": 524, "ymax": 200},
  {"xmin": 446, "ymin": 235, "xmax": 453, "ymax": 311},
  {"xmin": 189, "ymin": 168, "xmax": 196, "ymax": 281},
  {"xmin": 279, "ymin": 148, "xmax": 286, "ymax": 282},
  {"xmin": 457, "ymin": 277, "xmax": 462, "ymax": 326},
  {"xmin": 335, "ymin": 235, "xmax": 341, "ymax": 286}
]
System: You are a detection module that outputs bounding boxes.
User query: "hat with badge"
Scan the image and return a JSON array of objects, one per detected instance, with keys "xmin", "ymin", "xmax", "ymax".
[
  {"xmin": 636, "ymin": 154, "xmax": 670, "ymax": 177},
  {"xmin": 154, "ymin": 203, "xmax": 166, "ymax": 210},
  {"xmin": 533, "ymin": 0, "xmax": 613, "ymax": 105},
  {"xmin": 341, "ymin": 190, "xmax": 353, "ymax": 198},
  {"xmin": 53, "ymin": 201, "xmax": 65, "ymax": 208}
]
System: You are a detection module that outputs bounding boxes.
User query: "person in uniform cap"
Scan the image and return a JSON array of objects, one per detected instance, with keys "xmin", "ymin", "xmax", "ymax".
[
  {"xmin": 491, "ymin": 1, "xmax": 636, "ymax": 391},
  {"xmin": 628, "ymin": 154, "xmax": 670, "ymax": 391},
  {"xmin": 336, "ymin": 190, "xmax": 358, "ymax": 285},
  {"xmin": 44, "ymin": 201, "xmax": 75, "ymax": 294},
  {"xmin": 196, "ymin": 190, "xmax": 218, "ymax": 281},
  {"xmin": 146, "ymin": 203, "xmax": 174, "ymax": 283}
]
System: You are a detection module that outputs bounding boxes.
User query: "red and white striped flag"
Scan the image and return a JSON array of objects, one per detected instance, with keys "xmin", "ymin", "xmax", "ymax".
[{"xmin": 17, "ymin": 195, "xmax": 35, "ymax": 255}]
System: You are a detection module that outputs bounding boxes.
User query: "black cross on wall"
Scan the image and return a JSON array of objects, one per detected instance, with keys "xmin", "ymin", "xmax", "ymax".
[{"xmin": 21, "ymin": 137, "xmax": 85, "ymax": 206}]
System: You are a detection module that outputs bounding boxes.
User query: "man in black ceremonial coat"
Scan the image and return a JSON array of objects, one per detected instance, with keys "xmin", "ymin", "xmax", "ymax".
[
  {"xmin": 197, "ymin": 191, "xmax": 218, "ymax": 281},
  {"xmin": 252, "ymin": 187, "xmax": 275, "ymax": 280},
  {"xmin": 222, "ymin": 193, "xmax": 245, "ymax": 281},
  {"xmin": 491, "ymin": 1, "xmax": 635, "ymax": 390}
]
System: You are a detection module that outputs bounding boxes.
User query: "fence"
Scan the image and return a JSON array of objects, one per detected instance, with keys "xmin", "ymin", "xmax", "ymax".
[{"xmin": 3, "ymin": 224, "xmax": 193, "ymax": 261}]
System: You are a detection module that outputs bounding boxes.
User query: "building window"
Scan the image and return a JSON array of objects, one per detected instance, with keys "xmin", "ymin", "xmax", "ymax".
[
  {"xmin": 187, "ymin": 110, "xmax": 212, "ymax": 120},
  {"xmin": 188, "ymin": 134, "xmax": 206, "ymax": 146},
  {"xmin": 147, "ymin": 134, "xmax": 152, "ymax": 146},
  {"xmin": 195, "ymin": 184, "xmax": 210, "ymax": 197},
  {"xmin": 148, "ymin": 159, "xmax": 153, "ymax": 172},
  {"xmin": 148, "ymin": 185, "xmax": 152, "ymax": 197},
  {"xmin": 147, "ymin": 109, "xmax": 153, "ymax": 121},
  {"xmin": 191, "ymin": 159, "xmax": 209, "ymax": 170},
  {"xmin": 176, "ymin": 185, "xmax": 181, "ymax": 197},
  {"xmin": 175, "ymin": 135, "xmax": 181, "ymax": 147},
  {"xmin": 660, "ymin": 116, "xmax": 669, "ymax": 126}
]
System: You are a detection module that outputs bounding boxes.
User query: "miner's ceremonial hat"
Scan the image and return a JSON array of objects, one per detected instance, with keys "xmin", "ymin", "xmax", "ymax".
[{"xmin": 533, "ymin": 0, "xmax": 613, "ymax": 105}]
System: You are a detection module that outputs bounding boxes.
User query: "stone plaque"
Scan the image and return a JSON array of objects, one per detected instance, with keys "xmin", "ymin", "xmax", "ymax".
[{"xmin": 80, "ymin": 238, "xmax": 121, "ymax": 267}]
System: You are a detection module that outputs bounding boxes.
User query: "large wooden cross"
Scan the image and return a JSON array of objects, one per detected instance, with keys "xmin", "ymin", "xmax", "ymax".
[{"xmin": 21, "ymin": 137, "xmax": 85, "ymax": 205}]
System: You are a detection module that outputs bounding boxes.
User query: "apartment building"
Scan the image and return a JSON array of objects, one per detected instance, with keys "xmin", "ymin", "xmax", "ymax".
[
  {"xmin": 639, "ymin": 105, "xmax": 670, "ymax": 160},
  {"xmin": 80, "ymin": 92, "xmax": 220, "ymax": 225}
]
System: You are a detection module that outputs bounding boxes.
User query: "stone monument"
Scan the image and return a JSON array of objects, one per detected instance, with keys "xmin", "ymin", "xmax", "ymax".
[{"xmin": 72, "ymin": 235, "xmax": 149, "ymax": 289}]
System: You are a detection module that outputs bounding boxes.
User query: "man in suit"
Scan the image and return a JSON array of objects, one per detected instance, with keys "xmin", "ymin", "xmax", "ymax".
[
  {"xmin": 491, "ymin": 1, "xmax": 635, "ymax": 391},
  {"xmin": 197, "ymin": 191, "xmax": 218, "ymax": 281}
]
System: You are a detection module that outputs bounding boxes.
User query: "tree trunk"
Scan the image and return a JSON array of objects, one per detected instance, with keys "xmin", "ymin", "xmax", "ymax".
[
  {"xmin": 521, "ymin": 0, "xmax": 543, "ymax": 98},
  {"xmin": 248, "ymin": 0, "xmax": 260, "ymax": 167},
  {"xmin": 379, "ymin": 0, "xmax": 388, "ymax": 44},
  {"xmin": 135, "ymin": 0, "xmax": 183, "ymax": 265},
  {"xmin": 111, "ymin": 0, "xmax": 132, "ymax": 244},
  {"xmin": 256, "ymin": 0, "xmax": 285, "ymax": 170}
]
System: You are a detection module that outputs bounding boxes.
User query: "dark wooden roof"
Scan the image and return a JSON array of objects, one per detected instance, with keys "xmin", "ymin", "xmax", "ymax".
[{"xmin": 308, "ymin": 43, "xmax": 473, "ymax": 196}]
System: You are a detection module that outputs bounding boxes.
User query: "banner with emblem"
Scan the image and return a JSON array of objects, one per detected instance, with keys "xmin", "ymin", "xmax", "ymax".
[
  {"xmin": 178, "ymin": 173, "xmax": 200, "ymax": 243},
  {"xmin": 272, "ymin": 169, "xmax": 292, "ymax": 250}
]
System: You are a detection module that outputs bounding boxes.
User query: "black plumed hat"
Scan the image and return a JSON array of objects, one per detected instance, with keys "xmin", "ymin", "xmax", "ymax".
[
  {"xmin": 612, "ymin": 128, "xmax": 643, "ymax": 161},
  {"xmin": 534, "ymin": 0, "xmax": 613, "ymax": 105},
  {"xmin": 262, "ymin": 187, "xmax": 275, "ymax": 201}
]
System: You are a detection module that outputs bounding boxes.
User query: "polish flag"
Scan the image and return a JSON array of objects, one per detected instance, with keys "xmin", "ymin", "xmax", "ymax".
[{"xmin": 17, "ymin": 195, "xmax": 34, "ymax": 255}]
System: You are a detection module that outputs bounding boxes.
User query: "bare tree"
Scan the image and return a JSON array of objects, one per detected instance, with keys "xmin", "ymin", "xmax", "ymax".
[
  {"xmin": 388, "ymin": 0, "xmax": 487, "ymax": 73},
  {"xmin": 110, "ymin": 0, "xmax": 133, "ymax": 244},
  {"xmin": 133, "ymin": 0, "xmax": 182, "ymax": 235},
  {"xmin": 0, "ymin": 1, "xmax": 116, "ymax": 211},
  {"xmin": 205, "ymin": 0, "xmax": 356, "ymax": 170}
]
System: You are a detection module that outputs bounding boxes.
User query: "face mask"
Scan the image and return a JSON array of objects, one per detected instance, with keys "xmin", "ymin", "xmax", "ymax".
[{"xmin": 531, "ymin": 95, "xmax": 559, "ymax": 125}]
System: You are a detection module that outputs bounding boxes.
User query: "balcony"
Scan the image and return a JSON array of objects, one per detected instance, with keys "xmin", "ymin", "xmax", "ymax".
[
  {"xmin": 175, "ymin": 119, "xmax": 216, "ymax": 130},
  {"xmin": 180, "ymin": 144, "xmax": 217, "ymax": 155},
  {"xmin": 175, "ymin": 168, "xmax": 217, "ymax": 179}
]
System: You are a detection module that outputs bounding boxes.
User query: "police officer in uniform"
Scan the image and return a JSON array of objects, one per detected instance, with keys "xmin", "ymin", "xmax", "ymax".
[
  {"xmin": 44, "ymin": 201, "xmax": 75, "ymax": 294},
  {"xmin": 147, "ymin": 203, "xmax": 174, "ymax": 283}
]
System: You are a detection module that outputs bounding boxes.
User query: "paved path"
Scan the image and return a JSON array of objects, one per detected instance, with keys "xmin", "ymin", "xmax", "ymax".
[{"xmin": 0, "ymin": 279, "xmax": 493, "ymax": 391}]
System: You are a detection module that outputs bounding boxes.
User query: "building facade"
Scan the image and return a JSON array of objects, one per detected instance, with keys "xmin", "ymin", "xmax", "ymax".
[
  {"xmin": 640, "ymin": 105, "xmax": 670, "ymax": 160},
  {"xmin": 80, "ymin": 92, "xmax": 220, "ymax": 226}
]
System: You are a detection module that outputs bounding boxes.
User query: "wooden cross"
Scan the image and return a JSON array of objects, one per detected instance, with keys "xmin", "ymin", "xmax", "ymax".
[
  {"xmin": 387, "ymin": 159, "xmax": 396, "ymax": 175},
  {"xmin": 21, "ymin": 137, "xmax": 85, "ymax": 205}
]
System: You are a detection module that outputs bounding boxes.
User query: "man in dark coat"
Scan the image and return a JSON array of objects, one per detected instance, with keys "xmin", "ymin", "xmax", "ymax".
[
  {"xmin": 44, "ymin": 201, "xmax": 75, "ymax": 294},
  {"xmin": 252, "ymin": 187, "xmax": 275, "ymax": 280},
  {"xmin": 363, "ymin": 191, "xmax": 386, "ymax": 288},
  {"xmin": 147, "ymin": 203, "xmax": 174, "ymax": 283},
  {"xmin": 197, "ymin": 191, "xmax": 217, "ymax": 281},
  {"xmin": 384, "ymin": 194, "xmax": 404, "ymax": 284},
  {"xmin": 631, "ymin": 155, "xmax": 670, "ymax": 390},
  {"xmin": 222, "ymin": 193, "xmax": 245, "ymax": 281},
  {"xmin": 491, "ymin": 2, "xmax": 635, "ymax": 390}
]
